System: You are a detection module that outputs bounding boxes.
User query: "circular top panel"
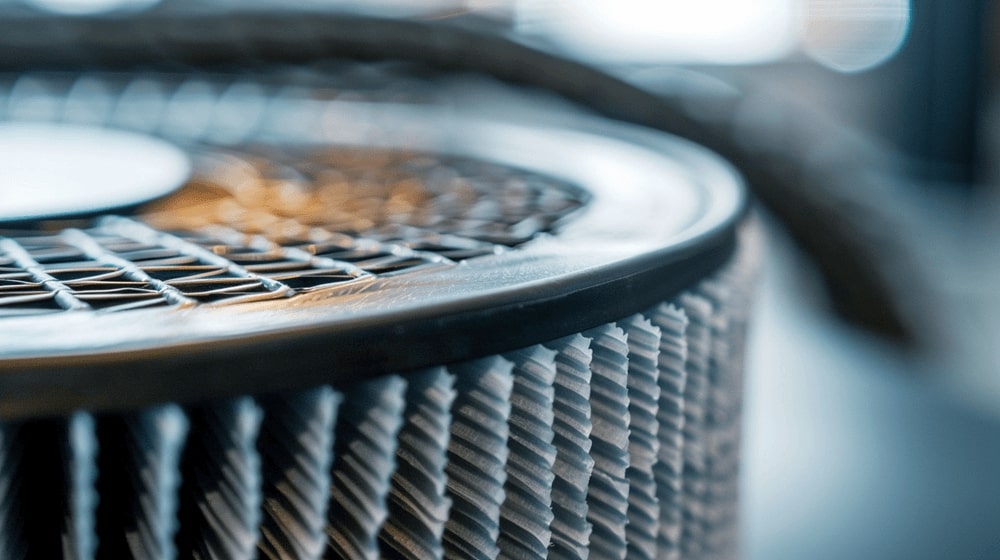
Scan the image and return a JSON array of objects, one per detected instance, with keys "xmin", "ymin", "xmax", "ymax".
[
  {"xmin": 0, "ymin": 123, "xmax": 191, "ymax": 223},
  {"xmin": 0, "ymin": 74, "xmax": 745, "ymax": 418}
]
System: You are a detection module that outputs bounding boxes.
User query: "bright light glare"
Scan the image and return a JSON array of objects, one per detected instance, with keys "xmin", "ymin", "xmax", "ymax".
[
  {"xmin": 0, "ymin": 123, "xmax": 190, "ymax": 221},
  {"xmin": 803, "ymin": 0, "xmax": 911, "ymax": 72},
  {"xmin": 24, "ymin": 0, "xmax": 161, "ymax": 15},
  {"xmin": 520, "ymin": 0, "xmax": 799, "ymax": 64}
]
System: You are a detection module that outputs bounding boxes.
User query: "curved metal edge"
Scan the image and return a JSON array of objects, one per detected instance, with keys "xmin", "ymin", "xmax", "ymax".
[
  {"xmin": 0, "ymin": 112, "xmax": 748, "ymax": 419},
  {"xmin": 0, "ymin": 226, "xmax": 737, "ymax": 420}
]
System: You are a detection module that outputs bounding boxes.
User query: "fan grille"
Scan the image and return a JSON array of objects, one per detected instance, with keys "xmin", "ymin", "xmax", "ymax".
[{"xmin": 0, "ymin": 148, "xmax": 587, "ymax": 317}]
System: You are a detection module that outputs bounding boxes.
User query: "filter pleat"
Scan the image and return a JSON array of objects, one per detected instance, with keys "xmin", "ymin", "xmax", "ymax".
[
  {"xmin": 325, "ymin": 375, "xmax": 407, "ymax": 560},
  {"xmin": 123, "ymin": 405, "xmax": 189, "ymax": 559},
  {"xmin": 697, "ymin": 261, "xmax": 753, "ymax": 558},
  {"xmin": 699, "ymin": 278, "xmax": 733, "ymax": 547},
  {"xmin": 644, "ymin": 303, "xmax": 689, "ymax": 560},
  {"xmin": 583, "ymin": 324, "xmax": 631, "ymax": 560},
  {"xmin": 257, "ymin": 387, "xmax": 342, "ymax": 560},
  {"xmin": 64, "ymin": 412, "xmax": 99, "ymax": 560},
  {"xmin": 619, "ymin": 315, "xmax": 663, "ymax": 560},
  {"xmin": 379, "ymin": 367, "xmax": 456, "ymax": 560},
  {"xmin": 177, "ymin": 398, "xmax": 263, "ymax": 560},
  {"xmin": 94, "ymin": 404, "xmax": 188, "ymax": 560},
  {"xmin": 0, "ymin": 422, "xmax": 24, "ymax": 560},
  {"xmin": 443, "ymin": 356, "xmax": 514, "ymax": 560},
  {"xmin": 677, "ymin": 293, "xmax": 714, "ymax": 560},
  {"xmin": 544, "ymin": 334, "xmax": 594, "ymax": 560},
  {"xmin": 498, "ymin": 345, "xmax": 558, "ymax": 559}
]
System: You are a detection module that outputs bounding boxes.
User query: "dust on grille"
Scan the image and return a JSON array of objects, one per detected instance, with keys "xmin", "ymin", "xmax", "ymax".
[{"xmin": 0, "ymin": 148, "xmax": 588, "ymax": 317}]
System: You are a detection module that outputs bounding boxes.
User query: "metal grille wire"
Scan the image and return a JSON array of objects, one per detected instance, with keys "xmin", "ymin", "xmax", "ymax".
[
  {"xmin": 0, "ymin": 150, "xmax": 586, "ymax": 317},
  {"xmin": 0, "ymin": 72, "xmax": 588, "ymax": 317},
  {"xmin": 0, "ymin": 223, "xmax": 758, "ymax": 560}
]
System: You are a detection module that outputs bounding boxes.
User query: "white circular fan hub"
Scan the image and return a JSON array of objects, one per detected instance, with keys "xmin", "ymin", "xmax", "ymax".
[{"xmin": 0, "ymin": 123, "xmax": 190, "ymax": 222}]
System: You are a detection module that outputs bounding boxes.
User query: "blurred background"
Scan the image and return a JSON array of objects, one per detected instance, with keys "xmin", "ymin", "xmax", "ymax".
[{"xmin": 1, "ymin": 0, "xmax": 998, "ymax": 558}]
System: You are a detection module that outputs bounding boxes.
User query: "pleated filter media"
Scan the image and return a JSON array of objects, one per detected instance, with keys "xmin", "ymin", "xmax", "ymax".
[{"xmin": 0, "ymin": 70, "xmax": 759, "ymax": 559}]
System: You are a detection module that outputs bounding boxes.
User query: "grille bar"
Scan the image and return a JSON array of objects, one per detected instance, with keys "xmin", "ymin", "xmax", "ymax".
[
  {"xmin": 0, "ymin": 238, "xmax": 91, "ymax": 312},
  {"xmin": 62, "ymin": 229, "xmax": 195, "ymax": 308},
  {"xmin": 104, "ymin": 217, "xmax": 294, "ymax": 305},
  {"xmin": 185, "ymin": 225, "xmax": 372, "ymax": 284}
]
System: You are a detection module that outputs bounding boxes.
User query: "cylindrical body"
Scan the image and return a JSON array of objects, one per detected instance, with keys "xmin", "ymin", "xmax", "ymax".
[{"xmin": 0, "ymin": 60, "xmax": 758, "ymax": 559}]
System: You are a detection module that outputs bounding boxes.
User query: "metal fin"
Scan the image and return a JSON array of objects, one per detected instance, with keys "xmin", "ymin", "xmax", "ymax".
[
  {"xmin": 499, "ymin": 345, "xmax": 558, "ymax": 559},
  {"xmin": 258, "ymin": 387, "xmax": 342, "ymax": 560},
  {"xmin": 645, "ymin": 303, "xmax": 689, "ymax": 560},
  {"xmin": 177, "ymin": 398, "xmax": 263, "ymax": 560},
  {"xmin": 583, "ymin": 324, "xmax": 631, "ymax": 560},
  {"xmin": 677, "ymin": 293, "xmax": 714, "ymax": 560},
  {"xmin": 545, "ymin": 334, "xmax": 595, "ymax": 560},
  {"xmin": 619, "ymin": 314, "xmax": 663, "ymax": 560},
  {"xmin": 380, "ymin": 367, "xmax": 456, "ymax": 560},
  {"xmin": 325, "ymin": 375, "xmax": 407, "ymax": 560},
  {"xmin": 443, "ymin": 356, "xmax": 514, "ymax": 560},
  {"xmin": 64, "ymin": 412, "xmax": 98, "ymax": 560}
]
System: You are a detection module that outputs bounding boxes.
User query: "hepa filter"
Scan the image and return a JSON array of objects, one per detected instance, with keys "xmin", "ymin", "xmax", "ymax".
[{"xmin": 0, "ymin": 70, "xmax": 758, "ymax": 560}]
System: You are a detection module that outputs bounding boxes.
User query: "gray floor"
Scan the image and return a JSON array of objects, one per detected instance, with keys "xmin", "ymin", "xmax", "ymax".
[{"xmin": 742, "ymin": 229, "xmax": 1000, "ymax": 560}]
